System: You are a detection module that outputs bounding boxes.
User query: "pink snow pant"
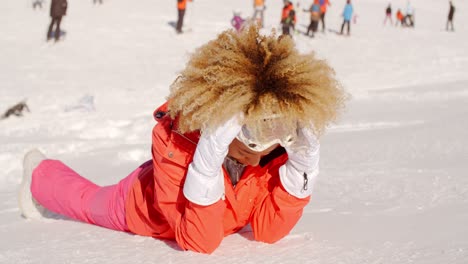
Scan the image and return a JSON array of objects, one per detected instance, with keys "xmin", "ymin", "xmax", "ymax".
[{"xmin": 31, "ymin": 159, "xmax": 152, "ymax": 232}]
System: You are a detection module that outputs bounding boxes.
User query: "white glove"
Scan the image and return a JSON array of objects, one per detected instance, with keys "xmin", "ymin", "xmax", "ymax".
[
  {"xmin": 183, "ymin": 115, "xmax": 243, "ymax": 205},
  {"xmin": 279, "ymin": 127, "xmax": 320, "ymax": 198}
]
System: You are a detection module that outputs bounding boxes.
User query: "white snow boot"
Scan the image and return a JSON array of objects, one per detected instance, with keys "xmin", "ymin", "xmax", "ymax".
[{"xmin": 18, "ymin": 149, "xmax": 49, "ymax": 219}]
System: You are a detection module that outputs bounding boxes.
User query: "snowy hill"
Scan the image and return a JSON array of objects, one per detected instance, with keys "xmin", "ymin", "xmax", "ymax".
[{"xmin": 1, "ymin": 0, "xmax": 467, "ymax": 263}]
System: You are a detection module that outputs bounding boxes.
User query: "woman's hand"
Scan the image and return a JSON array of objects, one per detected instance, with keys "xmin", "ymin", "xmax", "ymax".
[
  {"xmin": 279, "ymin": 127, "xmax": 320, "ymax": 198},
  {"xmin": 183, "ymin": 115, "xmax": 243, "ymax": 205}
]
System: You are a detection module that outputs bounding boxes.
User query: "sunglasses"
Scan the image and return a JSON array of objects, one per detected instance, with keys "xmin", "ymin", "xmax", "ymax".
[{"xmin": 236, "ymin": 124, "xmax": 296, "ymax": 152}]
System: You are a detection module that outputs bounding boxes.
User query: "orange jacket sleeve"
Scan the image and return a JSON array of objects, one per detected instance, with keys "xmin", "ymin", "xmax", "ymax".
[
  {"xmin": 249, "ymin": 157, "xmax": 310, "ymax": 243},
  {"xmin": 151, "ymin": 113, "xmax": 226, "ymax": 254}
]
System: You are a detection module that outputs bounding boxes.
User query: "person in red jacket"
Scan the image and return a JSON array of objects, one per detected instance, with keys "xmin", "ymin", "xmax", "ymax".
[
  {"xmin": 176, "ymin": 0, "xmax": 191, "ymax": 34},
  {"xmin": 281, "ymin": 0, "xmax": 296, "ymax": 36},
  {"xmin": 395, "ymin": 9, "xmax": 405, "ymax": 27},
  {"xmin": 319, "ymin": 0, "xmax": 331, "ymax": 32},
  {"xmin": 18, "ymin": 25, "xmax": 346, "ymax": 254}
]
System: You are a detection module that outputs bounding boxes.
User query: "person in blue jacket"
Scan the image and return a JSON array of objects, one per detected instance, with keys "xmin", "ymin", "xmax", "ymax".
[
  {"xmin": 340, "ymin": 0, "xmax": 353, "ymax": 35},
  {"xmin": 304, "ymin": 0, "xmax": 321, "ymax": 37}
]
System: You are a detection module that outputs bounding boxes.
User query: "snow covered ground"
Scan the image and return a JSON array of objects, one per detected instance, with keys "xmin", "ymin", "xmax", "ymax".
[{"xmin": 1, "ymin": 0, "xmax": 467, "ymax": 263}]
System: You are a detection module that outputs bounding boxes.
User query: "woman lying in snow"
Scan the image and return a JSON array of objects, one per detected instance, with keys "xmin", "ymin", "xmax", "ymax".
[{"xmin": 18, "ymin": 24, "xmax": 346, "ymax": 254}]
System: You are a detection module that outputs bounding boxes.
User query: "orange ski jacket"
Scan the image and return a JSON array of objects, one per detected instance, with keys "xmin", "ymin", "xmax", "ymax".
[
  {"xmin": 397, "ymin": 11, "xmax": 404, "ymax": 21},
  {"xmin": 281, "ymin": 2, "xmax": 296, "ymax": 24},
  {"xmin": 124, "ymin": 102, "xmax": 310, "ymax": 253},
  {"xmin": 177, "ymin": 0, "xmax": 188, "ymax": 10},
  {"xmin": 320, "ymin": 0, "xmax": 330, "ymax": 14}
]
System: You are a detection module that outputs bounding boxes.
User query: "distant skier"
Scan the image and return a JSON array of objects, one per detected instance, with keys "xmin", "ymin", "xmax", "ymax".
[
  {"xmin": 231, "ymin": 10, "xmax": 246, "ymax": 32},
  {"xmin": 340, "ymin": 0, "xmax": 353, "ymax": 36},
  {"xmin": 47, "ymin": 0, "xmax": 68, "ymax": 42},
  {"xmin": 176, "ymin": 0, "xmax": 191, "ymax": 34},
  {"xmin": 383, "ymin": 3, "xmax": 393, "ymax": 26},
  {"xmin": 281, "ymin": 0, "xmax": 296, "ymax": 36},
  {"xmin": 304, "ymin": 0, "xmax": 321, "ymax": 37},
  {"xmin": 447, "ymin": 1, "xmax": 455, "ymax": 31},
  {"xmin": 252, "ymin": 0, "xmax": 266, "ymax": 27},
  {"xmin": 404, "ymin": 1, "xmax": 414, "ymax": 27},
  {"xmin": 93, "ymin": 0, "xmax": 103, "ymax": 5},
  {"xmin": 395, "ymin": 9, "xmax": 404, "ymax": 27},
  {"xmin": 319, "ymin": 0, "xmax": 331, "ymax": 32}
]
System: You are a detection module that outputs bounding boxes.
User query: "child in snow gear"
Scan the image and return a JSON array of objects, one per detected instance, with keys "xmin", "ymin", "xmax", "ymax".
[
  {"xmin": 340, "ymin": 0, "xmax": 353, "ymax": 35},
  {"xmin": 18, "ymin": 25, "xmax": 346, "ymax": 254},
  {"xmin": 281, "ymin": 0, "xmax": 296, "ymax": 36},
  {"xmin": 231, "ymin": 10, "xmax": 246, "ymax": 32},
  {"xmin": 447, "ymin": 1, "xmax": 455, "ymax": 31},
  {"xmin": 47, "ymin": 0, "xmax": 67, "ymax": 41}
]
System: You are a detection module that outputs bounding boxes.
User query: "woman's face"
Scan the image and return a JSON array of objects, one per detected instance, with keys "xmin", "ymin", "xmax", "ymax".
[{"xmin": 227, "ymin": 138, "xmax": 279, "ymax": 167}]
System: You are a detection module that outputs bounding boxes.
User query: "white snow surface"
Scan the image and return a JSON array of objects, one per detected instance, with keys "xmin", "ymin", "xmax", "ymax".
[{"xmin": 1, "ymin": 0, "xmax": 468, "ymax": 263}]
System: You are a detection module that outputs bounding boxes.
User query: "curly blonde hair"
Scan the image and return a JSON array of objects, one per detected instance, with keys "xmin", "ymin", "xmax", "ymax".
[{"xmin": 167, "ymin": 25, "xmax": 346, "ymax": 137}]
